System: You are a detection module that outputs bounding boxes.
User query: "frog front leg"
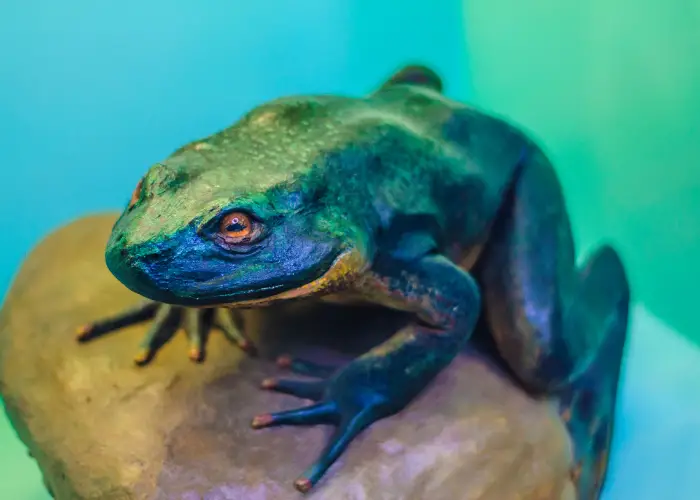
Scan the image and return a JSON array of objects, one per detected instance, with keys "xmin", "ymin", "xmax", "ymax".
[{"xmin": 251, "ymin": 253, "xmax": 481, "ymax": 493}]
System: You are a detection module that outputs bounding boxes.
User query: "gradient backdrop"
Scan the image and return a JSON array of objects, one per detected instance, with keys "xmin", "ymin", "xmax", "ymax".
[{"xmin": 1, "ymin": 1, "xmax": 698, "ymax": 498}]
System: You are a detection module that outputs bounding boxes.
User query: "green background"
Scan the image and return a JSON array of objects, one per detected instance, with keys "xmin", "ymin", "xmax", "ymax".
[{"xmin": 464, "ymin": 0, "xmax": 700, "ymax": 346}]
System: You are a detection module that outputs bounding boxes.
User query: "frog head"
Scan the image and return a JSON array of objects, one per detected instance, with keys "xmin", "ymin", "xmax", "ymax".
[{"xmin": 105, "ymin": 114, "xmax": 369, "ymax": 307}]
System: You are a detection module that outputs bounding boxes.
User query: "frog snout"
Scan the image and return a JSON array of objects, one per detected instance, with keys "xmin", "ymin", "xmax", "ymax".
[{"xmin": 105, "ymin": 236, "xmax": 176, "ymax": 298}]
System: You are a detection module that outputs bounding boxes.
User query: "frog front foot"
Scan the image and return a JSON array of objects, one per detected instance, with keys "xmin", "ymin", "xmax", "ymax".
[
  {"xmin": 252, "ymin": 352, "xmax": 419, "ymax": 493},
  {"xmin": 76, "ymin": 300, "xmax": 256, "ymax": 365}
]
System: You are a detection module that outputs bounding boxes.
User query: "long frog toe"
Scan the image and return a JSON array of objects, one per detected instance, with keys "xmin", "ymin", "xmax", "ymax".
[
  {"xmin": 260, "ymin": 376, "xmax": 327, "ymax": 401},
  {"xmin": 275, "ymin": 354, "xmax": 339, "ymax": 378},
  {"xmin": 132, "ymin": 303, "xmax": 182, "ymax": 365},
  {"xmin": 212, "ymin": 308, "xmax": 258, "ymax": 356},
  {"xmin": 76, "ymin": 302, "xmax": 256, "ymax": 365},
  {"xmin": 76, "ymin": 299, "xmax": 159, "ymax": 342}
]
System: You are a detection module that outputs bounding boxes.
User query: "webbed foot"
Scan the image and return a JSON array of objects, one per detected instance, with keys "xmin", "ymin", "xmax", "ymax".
[
  {"xmin": 253, "ymin": 355, "xmax": 402, "ymax": 493},
  {"xmin": 76, "ymin": 300, "xmax": 256, "ymax": 365}
]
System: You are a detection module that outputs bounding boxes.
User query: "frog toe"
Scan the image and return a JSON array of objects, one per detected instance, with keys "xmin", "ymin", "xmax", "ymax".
[
  {"xmin": 260, "ymin": 377, "xmax": 326, "ymax": 401},
  {"xmin": 275, "ymin": 354, "xmax": 339, "ymax": 378},
  {"xmin": 251, "ymin": 401, "xmax": 337, "ymax": 430},
  {"xmin": 76, "ymin": 300, "xmax": 159, "ymax": 342},
  {"xmin": 212, "ymin": 308, "xmax": 257, "ymax": 356},
  {"xmin": 132, "ymin": 304, "xmax": 182, "ymax": 365},
  {"xmin": 292, "ymin": 409, "xmax": 375, "ymax": 493}
]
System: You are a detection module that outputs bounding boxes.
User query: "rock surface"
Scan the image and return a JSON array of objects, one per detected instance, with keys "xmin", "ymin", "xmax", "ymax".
[{"xmin": 0, "ymin": 214, "xmax": 575, "ymax": 500}]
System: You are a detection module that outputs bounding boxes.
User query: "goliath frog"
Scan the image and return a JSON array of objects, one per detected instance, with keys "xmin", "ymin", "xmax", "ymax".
[{"xmin": 77, "ymin": 65, "xmax": 630, "ymax": 498}]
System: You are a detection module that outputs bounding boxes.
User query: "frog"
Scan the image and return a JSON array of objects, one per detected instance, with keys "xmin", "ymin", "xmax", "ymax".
[{"xmin": 76, "ymin": 65, "xmax": 630, "ymax": 498}]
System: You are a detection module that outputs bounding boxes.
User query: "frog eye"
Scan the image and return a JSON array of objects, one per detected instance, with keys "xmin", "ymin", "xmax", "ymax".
[
  {"xmin": 128, "ymin": 179, "xmax": 144, "ymax": 209},
  {"xmin": 219, "ymin": 211, "xmax": 261, "ymax": 244}
]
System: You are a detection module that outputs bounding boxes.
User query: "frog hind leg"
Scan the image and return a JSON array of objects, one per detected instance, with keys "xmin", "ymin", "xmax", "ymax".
[
  {"xmin": 475, "ymin": 145, "xmax": 631, "ymax": 500},
  {"xmin": 559, "ymin": 282, "xmax": 629, "ymax": 499}
]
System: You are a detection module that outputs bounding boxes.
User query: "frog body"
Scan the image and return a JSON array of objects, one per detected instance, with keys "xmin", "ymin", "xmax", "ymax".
[{"xmin": 79, "ymin": 65, "xmax": 629, "ymax": 498}]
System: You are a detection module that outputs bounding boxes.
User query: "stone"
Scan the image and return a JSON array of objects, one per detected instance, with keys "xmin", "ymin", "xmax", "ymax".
[{"xmin": 0, "ymin": 214, "xmax": 575, "ymax": 500}]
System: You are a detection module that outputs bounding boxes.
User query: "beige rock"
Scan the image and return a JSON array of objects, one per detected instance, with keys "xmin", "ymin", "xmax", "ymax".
[{"xmin": 0, "ymin": 214, "xmax": 574, "ymax": 500}]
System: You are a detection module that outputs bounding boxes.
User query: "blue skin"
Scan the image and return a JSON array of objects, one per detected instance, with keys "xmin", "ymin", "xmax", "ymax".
[
  {"xmin": 87, "ymin": 66, "xmax": 630, "ymax": 496},
  {"xmin": 106, "ymin": 195, "xmax": 342, "ymax": 305}
]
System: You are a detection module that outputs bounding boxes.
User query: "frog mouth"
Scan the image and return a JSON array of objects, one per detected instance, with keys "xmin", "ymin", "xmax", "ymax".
[
  {"xmin": 174, "ymin": 248, "xmax": 366, "ymax": 308},
  {"xmin": 106, "ymin": 209, "xmax": 367, "ymax": 309},
  {"xmin": 212, "ymin": 248, "xmax": 368, "ymax": 308},
  {"xmin": 109, "ymin": 243, "xmax": 366, "ymax": 309},
  {"xmin": 116, "ymin": 256, "xmax": 338, "ymax": 308}
]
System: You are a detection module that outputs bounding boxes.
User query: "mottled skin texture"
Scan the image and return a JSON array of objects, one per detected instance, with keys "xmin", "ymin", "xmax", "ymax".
[{"xmin": 78, "ymin": 66, "xmax": 630, "ymax": 498}]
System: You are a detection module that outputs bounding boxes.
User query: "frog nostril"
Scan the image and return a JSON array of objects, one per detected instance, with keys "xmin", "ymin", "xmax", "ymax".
[
  {"xmin": 134, "ymin": 244, "xmax": 177, "ymax": 274},
  {"xmin": 143, "ymin": 245, "xmax": 174, "ymax": 261}
]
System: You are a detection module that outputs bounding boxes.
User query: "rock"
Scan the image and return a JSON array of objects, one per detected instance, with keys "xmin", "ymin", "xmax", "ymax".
[{"xmin": 0, "ymin": 214, "xmax": 575, "ymax": 500}]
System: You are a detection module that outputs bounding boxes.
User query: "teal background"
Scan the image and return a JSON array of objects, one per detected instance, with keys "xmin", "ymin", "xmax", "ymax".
[{"xmin": 1, "ymin": 1, "xmax": 698, "ymax": 499}]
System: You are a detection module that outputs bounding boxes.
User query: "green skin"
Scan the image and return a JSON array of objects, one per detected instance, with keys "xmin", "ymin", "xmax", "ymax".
[{"xmin": 79, "ymin": 66, "xmax": 630, "ymax": 497}]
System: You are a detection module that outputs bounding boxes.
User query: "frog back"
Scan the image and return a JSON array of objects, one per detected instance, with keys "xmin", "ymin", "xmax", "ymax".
[{"xmin": 352, "ymin": 84, "xmax": 532, "ymax": 251}]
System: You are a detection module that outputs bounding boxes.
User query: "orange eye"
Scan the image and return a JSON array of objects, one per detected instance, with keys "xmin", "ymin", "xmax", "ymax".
[
  {"xmin": 129, "ymin": 179, "xmax": 143, "ymax": 208},
  {"xmin": 220, "ymin": 212, "xmax": 254, "ymax": 241}
]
